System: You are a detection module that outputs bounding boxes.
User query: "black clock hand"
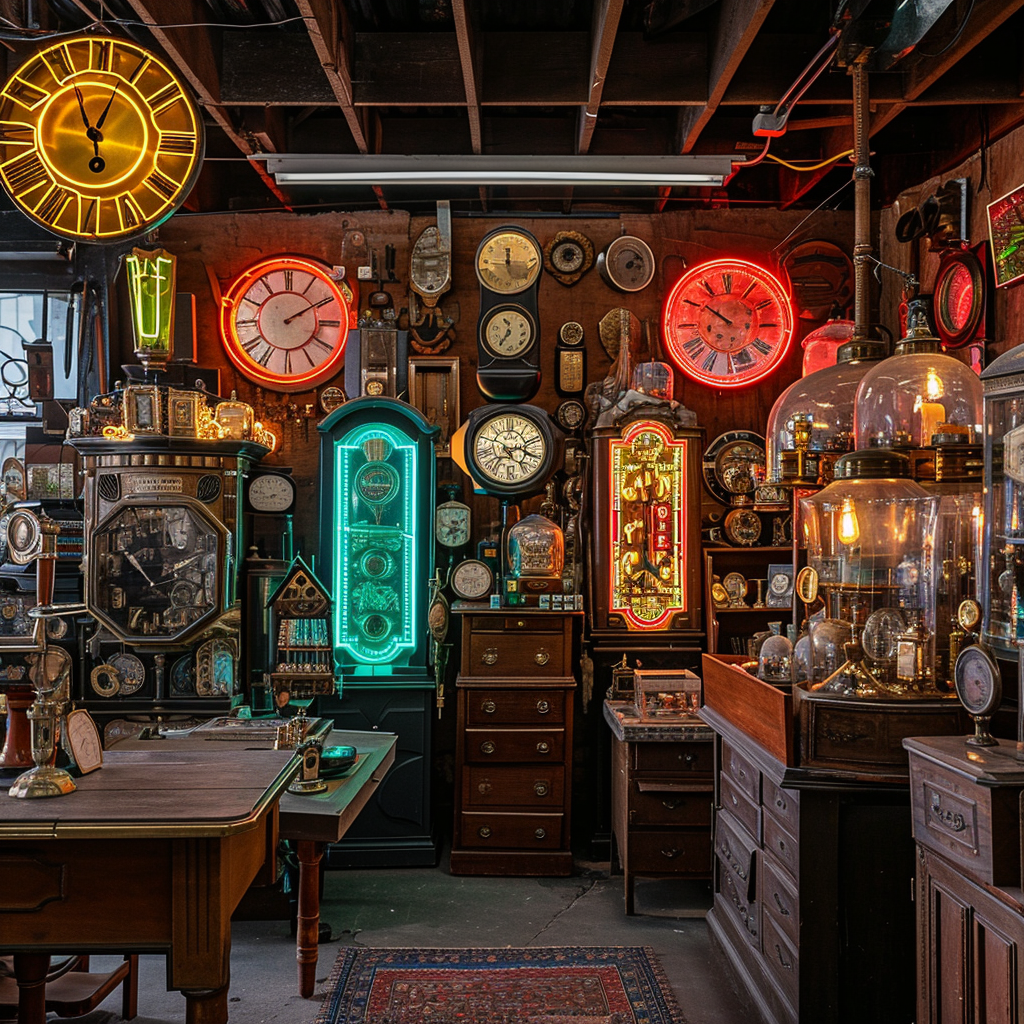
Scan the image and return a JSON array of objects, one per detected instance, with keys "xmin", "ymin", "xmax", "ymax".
[
  {"xmin": 283, "ymin": 295, "xmax": 333, "ymax": 324},
  {"xmin": 706, "ymin": 306, "xmax": 734, "ymax": 325},
  {"xmin": 126, "ymin": 551, "xmax": 156, "ymax": 588},
  {"xmin": 95, "ymin": 80, "xmax": 121, "ymax": 131},
  {"xmin": 72, "ymin": 82, "xmax": 92, "ymax": 129}
]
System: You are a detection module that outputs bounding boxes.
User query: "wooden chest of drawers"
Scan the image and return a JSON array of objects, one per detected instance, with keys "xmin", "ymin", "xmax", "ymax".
[{"xmin": 450, "ymin": 610, "xmax": 578, "ymax": 876}]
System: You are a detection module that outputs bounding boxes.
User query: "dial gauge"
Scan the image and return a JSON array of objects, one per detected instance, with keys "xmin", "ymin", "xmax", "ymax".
[
  {"xmin": 475, "ymin": 227, "xmax": 542, "ymax": 294},
  {"xmin": 480, "ymin": 304, "xmax": 536, "ymax": 358},
  {"xmin": 109, "ymin": 652, "xmax": 146, "ymax": 696},
  {"xmin": 356, "ymin": 461, "xmax": 400, "ymax": 507},
  {"xmin": 662, "ymin": 258, "xmax": 795, "ymax": 388},
  {"xmin": 953, "ymin": 642, "xmax": 1002, "ymax": 729},
  {"xmin": 722, "ymin": 572, "xmax": 748, "ymax": 606},
  {"xmin": 723, "ymin": 508, "xmax": 761, "ymax": 546},
  {"xmin": 597, "ymin": 235, "xmax": 656, "ymax": 292},
  {"xmin": 451, "ymin": 558, "xmax": 495, "ymax": 601},
  {"xmin": 246, "ymin": 472, "xmax": 296, "ymax": 514},
  {"xmin": 435, "ymin": 500, "xmax": 471, "ymax": 549},
  {"xmin": 934, "ymin": 249, "xmax": 984, "ymax": 348},
  {"xmin": 543, "ymin": 230, "xmax": 594, "ymax": 286},
  {"xmin": 0, "ymin": 36, "xmax": 204, "ymax": 242},
  {"xmin": 220, "ymin": 255, "xmax": 350, "ymax": 393},
  {"xmin": 556, "ymin": 400, "xmax": 586, "ymax": 432},
  {"xmin": 958, "ymin": 598, "xmax": 982, "ymax": 632}
]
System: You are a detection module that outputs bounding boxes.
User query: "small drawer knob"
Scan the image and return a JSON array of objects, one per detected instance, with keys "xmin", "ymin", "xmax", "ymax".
[
  {"xmin": 482, "ymin": 648, "xmax": 499, "ymax": 666},
  {"xmin": 536, "ymin": 741, "xmax": 550, "ymax": 755},
  {"xmin": 534, "ymin": 649, "xmax": 550, "ymax": 666},
  {"xmin": 478, "ymin": 826, "xmax": 492, "ymax": 839},
  {"xmin": 516, "ymin": 620, "xmax": 525, "ymax": 627},
  {"xmin": 477, "ymin": 780, "xmax": 493, "ymax": 795},
  {"xmin": 536, "ymin": 699, "xmax": 550, "ymax": 714},
  {"xmin": 534, "ymin": 828, "xmax": 547, "ymax": 840},
  {"xmin": 481, "ymin": 699, "xmax": 497, "ymax": 714},
  {"xmin": 534, "ymin": 781, "xmax": 549, "ymax": 797},
  {"xmin": 480, "ymin": 740, "xmax": 496, "ymax": 755}
]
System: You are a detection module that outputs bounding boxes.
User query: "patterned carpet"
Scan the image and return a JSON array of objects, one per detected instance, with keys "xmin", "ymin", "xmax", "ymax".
[{"xmin": 315, "ymin": 946, "xmax": 687, "ymax": 1024}]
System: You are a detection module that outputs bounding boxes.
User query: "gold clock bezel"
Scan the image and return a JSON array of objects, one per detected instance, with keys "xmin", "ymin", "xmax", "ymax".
[
  {"xmin": 475, "ymin": 227, "xmax": 542, "ymax": 295},
  {"xmin": 0, "ymin": 36, "xmax": 204, "ymax": 242}
]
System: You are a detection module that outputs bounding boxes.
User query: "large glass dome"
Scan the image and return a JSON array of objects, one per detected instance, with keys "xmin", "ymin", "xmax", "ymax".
[{"xmin": 802, "ymin": 318, "xmax": 855, "ymax": 376}]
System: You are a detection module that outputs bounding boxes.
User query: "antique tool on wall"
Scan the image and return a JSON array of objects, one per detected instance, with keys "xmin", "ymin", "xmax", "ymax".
[{"xmin": 408, "ymin": 201, "xmax": 456, "ymax": 354}]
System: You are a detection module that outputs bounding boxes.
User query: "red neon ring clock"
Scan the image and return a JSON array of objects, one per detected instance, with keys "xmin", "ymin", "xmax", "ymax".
[
  {"xmin": 662, "ymin": 258, "xmax": 795, "ymax": 388},
  {"xmin": 220, "ymin": 255, "xmax": 350, "ymax": 393}
]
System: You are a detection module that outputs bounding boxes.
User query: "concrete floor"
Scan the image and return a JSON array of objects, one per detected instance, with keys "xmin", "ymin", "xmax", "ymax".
[{"xmin": 48, "ymin": 859, "xmax": 755, "ymax": 1024}]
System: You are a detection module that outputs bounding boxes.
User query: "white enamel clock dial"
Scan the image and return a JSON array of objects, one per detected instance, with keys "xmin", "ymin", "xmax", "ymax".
[
  {"xmin": 472, "ymin": 412, "xmax": 547, "ymax": 486},
  {"xmin": 481, "ymin": 305, "xmax": 535, "ymax": 358},
  {"xmin": 248, "ymin": 472, "xmax": 296, "ymax": 513},
  {"xmin": 435, "ymin": 500, "xmax": 471, "ymax": 548},
  {"xmin": 451, "ymin": 558, "xmax": 494, "ymax": 601}
]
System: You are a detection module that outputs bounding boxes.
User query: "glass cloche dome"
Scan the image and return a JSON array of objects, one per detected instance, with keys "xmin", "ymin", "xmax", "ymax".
[
  {"xmin": 853, "ymin": 303, "xmax": 982, "ymax": 452},
  {"xmin": 801, "ymin": 318, "xmax": 855, "ymax": 376}
]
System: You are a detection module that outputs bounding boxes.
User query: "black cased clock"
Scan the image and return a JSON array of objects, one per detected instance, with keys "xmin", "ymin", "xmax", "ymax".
[{"xmin": 475, "ymin": 226, "xmax": 542, "ymax": 401}]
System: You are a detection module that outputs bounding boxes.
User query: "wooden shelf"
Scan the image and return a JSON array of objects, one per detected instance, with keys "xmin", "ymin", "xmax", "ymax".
[
  {"xmin": 704, "ymin": 546, "xmax": 792, "ymax": 555},
  {"xmin": 715, "ymin": 606, "xmax": 790, "ymax": 614}
]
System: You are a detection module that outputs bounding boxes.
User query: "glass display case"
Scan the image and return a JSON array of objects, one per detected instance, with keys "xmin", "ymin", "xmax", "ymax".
[
  {"xmin": 799, "ymin": 451, "xmax": 940, "ymax": 697},
  {"xmin": 505, "ymin": 512, "xmax": 564, "ymax": 605}
]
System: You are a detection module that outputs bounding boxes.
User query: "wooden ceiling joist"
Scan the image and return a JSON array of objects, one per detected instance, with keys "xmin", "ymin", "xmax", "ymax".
[
  {"xmin": 450, "ymin": 0, "xmax": 487, "ymax": 208},
  {"xmin": 577, "ymin": 0, "xmax": 627, "ymax": 155}
]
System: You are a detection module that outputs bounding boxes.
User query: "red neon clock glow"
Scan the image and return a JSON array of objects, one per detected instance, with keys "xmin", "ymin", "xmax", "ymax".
[
  {"xmin": 220, "ymin": 255, "xmax": 350, "ymax": 393},
  {"xmin": 609, "ymin": 419, "xmax": 688, "ymax": 630},
  {"xmin": 661, "ymin": 257, "xmax": 795, "ymax": 388}
]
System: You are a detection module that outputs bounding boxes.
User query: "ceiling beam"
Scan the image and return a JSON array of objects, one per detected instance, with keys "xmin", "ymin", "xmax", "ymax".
[
  {"xmin": 450, "ymin": 0, "xmax": 487, "ymax": 208},
  {"xmin": 577, "ymin": 0, "xmax": 627, "ymax": 154}
]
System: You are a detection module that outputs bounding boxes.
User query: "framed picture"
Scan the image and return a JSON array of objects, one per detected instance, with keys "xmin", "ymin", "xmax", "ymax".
[
  {"xmin": 766, "ymin": 562, "xmax": 794, "ymax": 607},
  {"xmin": 408, "ymin": 357, "xmax": 460, "ymax": 457},
  {"xmin": 125, "ymin": 385, "xmax": 162, "ymax": 435},
  {"xmin": 66, "ymin": 708, "xmax": 103, "ymax": 774},
  {"xmin": 167, "ymin": 389, "xmax": 200, "ymax": 437}
]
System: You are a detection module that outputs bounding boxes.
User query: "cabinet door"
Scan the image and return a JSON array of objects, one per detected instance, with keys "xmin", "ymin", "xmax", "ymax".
[
  {"xmin": 926, "ymin": 874, "xmax": 969, "ymax": 1024},
  {"xmin": 974, "ymin": 914, "xmax": 1017, "ymax": 1024}
]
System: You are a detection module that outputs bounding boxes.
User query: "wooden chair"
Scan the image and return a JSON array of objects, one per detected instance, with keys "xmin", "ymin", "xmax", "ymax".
[{"xmin": 0, "ymin": 954, "xmax": 138, "ymax": 1020}]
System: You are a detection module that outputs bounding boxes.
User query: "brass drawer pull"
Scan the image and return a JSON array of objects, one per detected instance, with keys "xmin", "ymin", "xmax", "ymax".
[
  {"xmin": 480, "ymin": 740, "xmax": 496, "ymax": 755},
  {"xmin": 477, "ymin": 780, "xmax": 493, "ymax": 795},
  {"xmin": 536, "ymin": 741, "xmax": 550, "ymax": 755},
  {"xmin": 482, "ymin": 648, "xmax": 499, "ymax": 666},
  {"xmin": 661, "ymin": 847, "xmax": 682, "ymax": 859},
  {"xmin": 534, "ymin": 828, "xmax": 547, "ymax": 840},
  {"xmin": 774, "ymin": 944, "xmax": 793, "ymax": 970},
  {"xmin": 481, "ymin": 699, "xmax": 497, "ymax": 714},
  {"xmin": 684, "ymin": 753, "xmax": 695, "ymax": 764},
  {"xmin": 662, "ymin": 798, "xmax": 682, "ymax": 810},
  {"xmin": 773, "ymin": 892, "xmax": 790, "ymax": 916},
  {"xmin": 478, "ymin": 826, "xmax": 492, "ymax": 839},
  {"xmin": 536, "ymin": 699, "xmax": 550, "ymax": 714},
  {"xmin": 534, "ymin": 649, "xmax": 550, "ymax": 666},
  {"xmin": 534, "ymin": 781, "xmax": 549, "ymax": 797}
]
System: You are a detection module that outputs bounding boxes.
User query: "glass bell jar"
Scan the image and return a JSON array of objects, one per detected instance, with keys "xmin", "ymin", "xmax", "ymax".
[
  {"xmin": 853, "ymin": 303, "xmax": 982, "ymax": 469},
  {"xmin": 801, "ymin": 318, "xmax": 855, "ymax": 376},
  {"xmin": 799, "ymin": 450, "xmax": 939, "ymax": 698},
  {"xmin": 506, "ymin": 513, "xmax": 564, "ymax": 579}
]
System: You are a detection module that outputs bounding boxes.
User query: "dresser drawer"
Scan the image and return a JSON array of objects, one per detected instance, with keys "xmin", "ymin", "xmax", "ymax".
[
  {"xmin": 465, "ymin": 689, "xmax": 565, "ymax": 726},
  {"xmin": 462, "ymin": 765, "xmax": 565, "ymax": 808},
  {"xmin": 761, "ymin": 855, "xmax": 799, "ymax": 947},
  {"xmin": 467, "ymin": 614, "xmax": 566, "ymax": 634},
  {"xmin": 633, "ymin": 741, "xmax": 713, "ymax": 775},
  {"xmin": 722, "ymin": 741, "xmax": 761, "ymax": 803},
  {"xmin": 715, "ymin": 807, "xmax": 758, "ymax": 898},
  {"xmin": 762, "ymin": 776, "xmax": 799, "ymax": 835},
  {"xmin": 763, "ymin": 812, "xmax": 798, "ymax": 881},
  {"xmin": 468, "ymin": 631, "xmax": 565, "ymax": 676},
  {"xmin": 629, "ymin": 780, "xmax": 713, "ymax": 827},
  {"xmin": 459, "ymin": 811, "xmax": 564, "ymax": 849},
  {"xmin": 761, "ymin": 901, "xmax": 800, "ymax": 1009},
  {"xmin": 717, "ymin": 854, "xmax": 760, "ymax": 949},
  {"xmin": 720, "ymin": 773, "xmax": 761, "ymax": 843},
  {"xmin": 627, "ymin": 828, "xmax": 711, "ymax": 875},
  {"xmin": 464, "ymin": 728, "xmax": 564, "ymax": 763}
]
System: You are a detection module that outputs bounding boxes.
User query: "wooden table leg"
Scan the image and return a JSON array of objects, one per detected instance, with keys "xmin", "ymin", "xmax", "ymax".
[
  {"xmin": 182, "ymin": 985, "xmax": 229, "ymax": 1024},
  {"xmin": 13, "ymin": 952, "xmax": 49, "ymax": 1024},
  {"xmin": 296, "ymin": 839, "xmax": 326, "ymax": 998}
]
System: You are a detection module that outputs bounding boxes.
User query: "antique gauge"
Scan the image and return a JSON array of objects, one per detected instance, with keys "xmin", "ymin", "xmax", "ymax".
[
  {"xmin": 987, "ymin": 183, "xmax": 1024, "ymax": 288},
  {"xmin": 958, "ymin": 598, "xmax": 982, "ymax": 633},
  {"xmin": 451, "ymin": 558, "xmax": 494, "ymax": 602},
  {"xmin": 475, "ymin": 226, "xmax": 542, "ymax": 401},
  {"xmin": 933, "ymin": 247, "xmax": 985, "ymax": 348},
  {"xmin": 702, "ymin": 430, "xmax": 766, "ymax": 505},
  {"xmin": 723, "ymin": 508, "xmax": 761, "ymax": 546},
  {"xmin": 555, "ymin": 399, "xmax": 587, "ymax": 434},
  {"xmin": 662, "ymin": 258, "xmax": 795, "ymax": 388},
  {"xmin": 597, "ymin": 235, "xmax": 656, "ymax": 292},
  {"xmin": 555, "ymin": 320, "xmax": 587, "ymax": 397},
  {"xmin": 543, "ymin": 230, "xmax": 594, "ymax": 287},
  {"xmin": 722, "ymin": 572, "xmax": 748, "ymax": 607},
  {"xmin": 220, "ymin": 255, "xmax": 350, "ymax": 393},
  {"xmin": 245, "ymin": 471, "xmax": 297, "ymax": 515},
  {"xmin": 953, "ymin": 643, "xmax": 1001, "ymax": 746},
  {"xmin": 0, "ymin": 36, "xmax": 204, "ymax": 242},
  {"xmin": 435, "ymin": 500, "xmax": 471, "ymax": 550}
]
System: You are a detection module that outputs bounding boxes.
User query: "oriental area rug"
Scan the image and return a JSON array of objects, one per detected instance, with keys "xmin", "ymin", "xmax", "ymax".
[{"xmin": 315, "ymin": 946, "xmax": 687, "ymax": 1024}]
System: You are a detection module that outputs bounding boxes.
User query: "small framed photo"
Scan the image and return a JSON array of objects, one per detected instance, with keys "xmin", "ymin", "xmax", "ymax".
[
  {"xmin": 66, "ymin": 708, "xmax": 103, "ymax": 774},
  {"xmin": 766, "ymin": 563, "xmax": 794, "ymax": 608},
  {"xmin": 125, "ymin": 385, "xmax": 162, "ymax": 434},
  {"xmin": 167, "ymin": 389, "xmax": 200, "ymax": 437},
  {"xmin": 408, "ymin": 357, "xmax": 460, "ymax": 457}
]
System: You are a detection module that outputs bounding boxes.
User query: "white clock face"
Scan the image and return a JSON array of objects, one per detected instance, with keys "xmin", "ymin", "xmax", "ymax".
[
  {"xmin": 435, "ymin": 501, "xmax": 471, "ymax": 548},
  {"xmin": 249, "ymin": 473, "xmax": 295, "ymax": 512},
  {"xmin": 452, "ymin": 559, "xmax": 494, "ymax": 601},
  {"xmin": 473, "ymin": 414, "xmax": 547, "ymax": 484},
  {"xmin": 482, "ymin": 306, "xmax": 534, "ymax": 358}
]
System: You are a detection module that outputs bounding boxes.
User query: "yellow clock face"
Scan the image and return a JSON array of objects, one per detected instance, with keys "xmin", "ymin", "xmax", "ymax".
[
  {"xmin": 481, "ymin": 304, "xmax": 535, "ymax": 358},
  {"xmin": 475, "ymin": 228, "xmax": 542, "ymax": 294},
  {"xmin": 0, "ymin": 36, "xmax": 204, "ymax": 241}
]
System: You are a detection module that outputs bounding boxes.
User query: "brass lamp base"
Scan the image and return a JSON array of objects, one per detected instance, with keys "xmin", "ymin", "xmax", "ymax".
[
  {"xmin": 8, "ymin": 764, "xmax": 77, "ymax": 798},
  {"xmin": 287, "ymin": 776, "xmax": 328, "ymax": 795}
]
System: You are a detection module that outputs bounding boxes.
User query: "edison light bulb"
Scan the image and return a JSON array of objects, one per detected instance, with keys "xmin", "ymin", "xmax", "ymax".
[{"xmin": 838, "ymin": 497, "xmax": 860, "ymax": 545}]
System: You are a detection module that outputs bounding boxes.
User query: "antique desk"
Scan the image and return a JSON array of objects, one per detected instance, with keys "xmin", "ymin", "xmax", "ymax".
[
  {"xmin": 0, "ymin": 747, "xmax": 295, "ymax": 1024},
  {"xmin": 604, "ymin": 700, "xmax": 715, "ymax": 914}
]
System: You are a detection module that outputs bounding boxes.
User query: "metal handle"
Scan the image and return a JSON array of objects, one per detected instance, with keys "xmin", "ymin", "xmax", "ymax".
[
  {"xmin": 482, "ymin": 648, "xmax": 498, "ymax": 666},
  {"xmin": 773, "ymin": 892, "xmax": 790, "ymax": 916},
  {"xmin": 534, "ymin": 649, "xmax": 550, "ymax": 666},
  {"xmin": 536, "ymin": 699, "xmax": 550, "ymax": 714},
  {"xmin": 661, "ymin": 798, "xmax": 682, "ymax": 810},
  {"xmin": 477, "ymin": 780, "xmax": 492, "ymax": 795},
  {"xmin": 534, "ymin": 781, "xmax": 549, "ymax": 797},
  {"xmin": 536, "ymin": 741, "xmax": 550, "ymax": 754},
  {"xmin": 480, "ymin": 740, "xmax": 496, "ymax": 755},
  {"xmin": 774, "ymin": 944, "xmax": 793, "ymax": 970},
  {"xmin": 481, "ymin": 699, "xmax": 497, "ymax": 714},
  {"xmin": 661, "ymin": 848, "xmax": 681, "ymax": 859},
  {"xmin": 478, "ymin": 826, "xmax": 492, "ymax": 839},
  {"xmin": 534, "ymin": 828, "xmax": 546, "ymax": 840}
]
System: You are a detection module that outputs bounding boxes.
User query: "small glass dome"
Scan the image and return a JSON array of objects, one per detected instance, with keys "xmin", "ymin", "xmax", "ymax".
[
  {"xmin": 506, "ymin": 514, "xmax": 564, "ymax": 578},
  {"xmin": 802, "ymin": 318, "xmax": 855, "ymax": 376},
  {"xmin": 853, "ymin": 304, "xmax": 982, "ymax": 450}
]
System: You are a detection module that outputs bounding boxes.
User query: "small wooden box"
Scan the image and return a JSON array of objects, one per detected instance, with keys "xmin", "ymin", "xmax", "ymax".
[{"xmin": 633, "ymin": 668, "xmax": 701, "ymax": 719}]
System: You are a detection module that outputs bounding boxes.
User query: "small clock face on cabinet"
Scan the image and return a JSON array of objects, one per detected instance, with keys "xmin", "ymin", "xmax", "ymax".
[
  {"xmin": 0, "ymin": 36, "xmax": 204, "ymax": 241},
  {"xmin": 480, "ymin": 304, "xmax": 536, "ymax": 358},
  {"xmin": 247, "ymin": 472, "xmax": 296, "ymax": 514},
  {"xmin": 451, "ymin": 558, "xmax": 494, "ymax": 601},
  {"xmin": 662, "ymin": 258, "xmax": 795, "ymax": 388},
  {"xmin": 220, "ymin": 255, "xmax": 350, "ymax": 393},
  {"xmin": 953, "ymin": 643, "xmax": 1002, "ymax": 717},
  {"xmin": 475, "ymin": 228, "xmax": 542, "ymax": 294}
]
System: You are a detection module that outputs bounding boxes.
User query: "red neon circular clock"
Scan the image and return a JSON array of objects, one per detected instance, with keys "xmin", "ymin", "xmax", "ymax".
[
  {"xmin": 662, "ymin": 258, "xmax": 795, "ymax": 388},
  {"xmin": 220, "ymin": 255, "xmax": 350, "ymax": 393}
]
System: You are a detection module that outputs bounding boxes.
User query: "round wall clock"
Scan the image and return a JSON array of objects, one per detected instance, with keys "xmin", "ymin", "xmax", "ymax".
[
  {"xmin": 662, "ymin": 257, "xmax": 795, "ymax": 388},
  {"xmin": 479, "ymin": 304, "xmax": 536, "ymax": 358},
  {"xmin": 934, "ymin": 248, "xmax": 984, "ymax": 348},
  {"xmin": 245, "ymin": 471, "xmax": 297, "ymax": 515},
  {"xmin": 475, "ymin": 227, "xmax": 542, "ymax": 294},
  {"xmin": 543, "ymin": 230, "xmax": 595, "ymax": 286},
  {"xmin": 597, "ymin": 235, "xmax": 656, "ymax": 292},
  {"xmin": 451, "ymin": 558, "xmax": 494, "ymax": 601},
  {"xmin": 702, "ymin": 430, "xmax": 766, "ymax": 505},
  {"xmin": 220, "ymin": 255, "xmax": 350, "ymax": 393},
  {"xmin": 0, "ymin": 36, "xmax": 204, "ymax": 242}
]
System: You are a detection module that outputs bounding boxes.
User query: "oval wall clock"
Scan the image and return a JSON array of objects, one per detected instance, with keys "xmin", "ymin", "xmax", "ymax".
[
  {"xmin": 933, "ymin": 247, "xmax": 984, "ymax": 349},
  {"xmin": 220, "ymin": 255, "xmax": 350, "ymax": 393},
  {"xmin": 0, "ymin": 36, "xmax": 204, "ymax": 242},
  {"xmin": 661, "ymin": 257, "xmax": 795, "ymax": 388}
]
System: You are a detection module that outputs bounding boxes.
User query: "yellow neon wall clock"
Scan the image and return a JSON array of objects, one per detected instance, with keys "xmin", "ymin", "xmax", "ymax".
[{"xmin": 0, "ymin": 36, "xmax": 204, "ymax": 242}]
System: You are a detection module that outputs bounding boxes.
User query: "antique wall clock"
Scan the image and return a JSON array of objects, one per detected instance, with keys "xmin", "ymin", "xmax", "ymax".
[
  {"xmin": 662, "ymin": 257, "xmax": 795, "ymax": 388},
  {"xmin": 0, "ymin": 36, "xmax": 203, "ymax": 242},
  {"xmin": 933, "ymin": 246, "xmax": 986, "ymax": 348},
  {"xmin": 220, "ymin": 255, "xmax": 350, "ymax": 393},
  {"xmin": 597, "ymin": 235, "xmax": 656, "ymax": 292},
  {"xmin": 543, "ymin": 230, "xmax": 595, "ymax": 286},
  {"xmin": 555, "ymin": 320, "xmax": 587, "ymax": 397},
  {"xmin": 702, "ymin": 430, "xmax": 767, "ymax": 505},
  {"xmin": 475, "ymin": 226, "xmax": 542, "ymax": 401},
  {"xmin": 987, "ymin": 183, "xmax": 1024, "ymax": 288}
]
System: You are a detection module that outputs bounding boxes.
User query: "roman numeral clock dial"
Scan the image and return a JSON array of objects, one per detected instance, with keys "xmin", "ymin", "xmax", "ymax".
[
  {"xmin": 0, "ymin": 37, "xmax": 203, "ymax": 241},
  {"xmin": 661, "ymin": 258, "xmax": 795, "ymax": 388}
]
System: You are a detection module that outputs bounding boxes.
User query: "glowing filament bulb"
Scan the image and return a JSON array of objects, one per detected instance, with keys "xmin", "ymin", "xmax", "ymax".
[
  {"xmin": 925, "ymin": 369, "xmax": 944, "ymax": 401},
  {"xmin": 838, "ymin": 497, "xmax": 860, "ymax": 545}
]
